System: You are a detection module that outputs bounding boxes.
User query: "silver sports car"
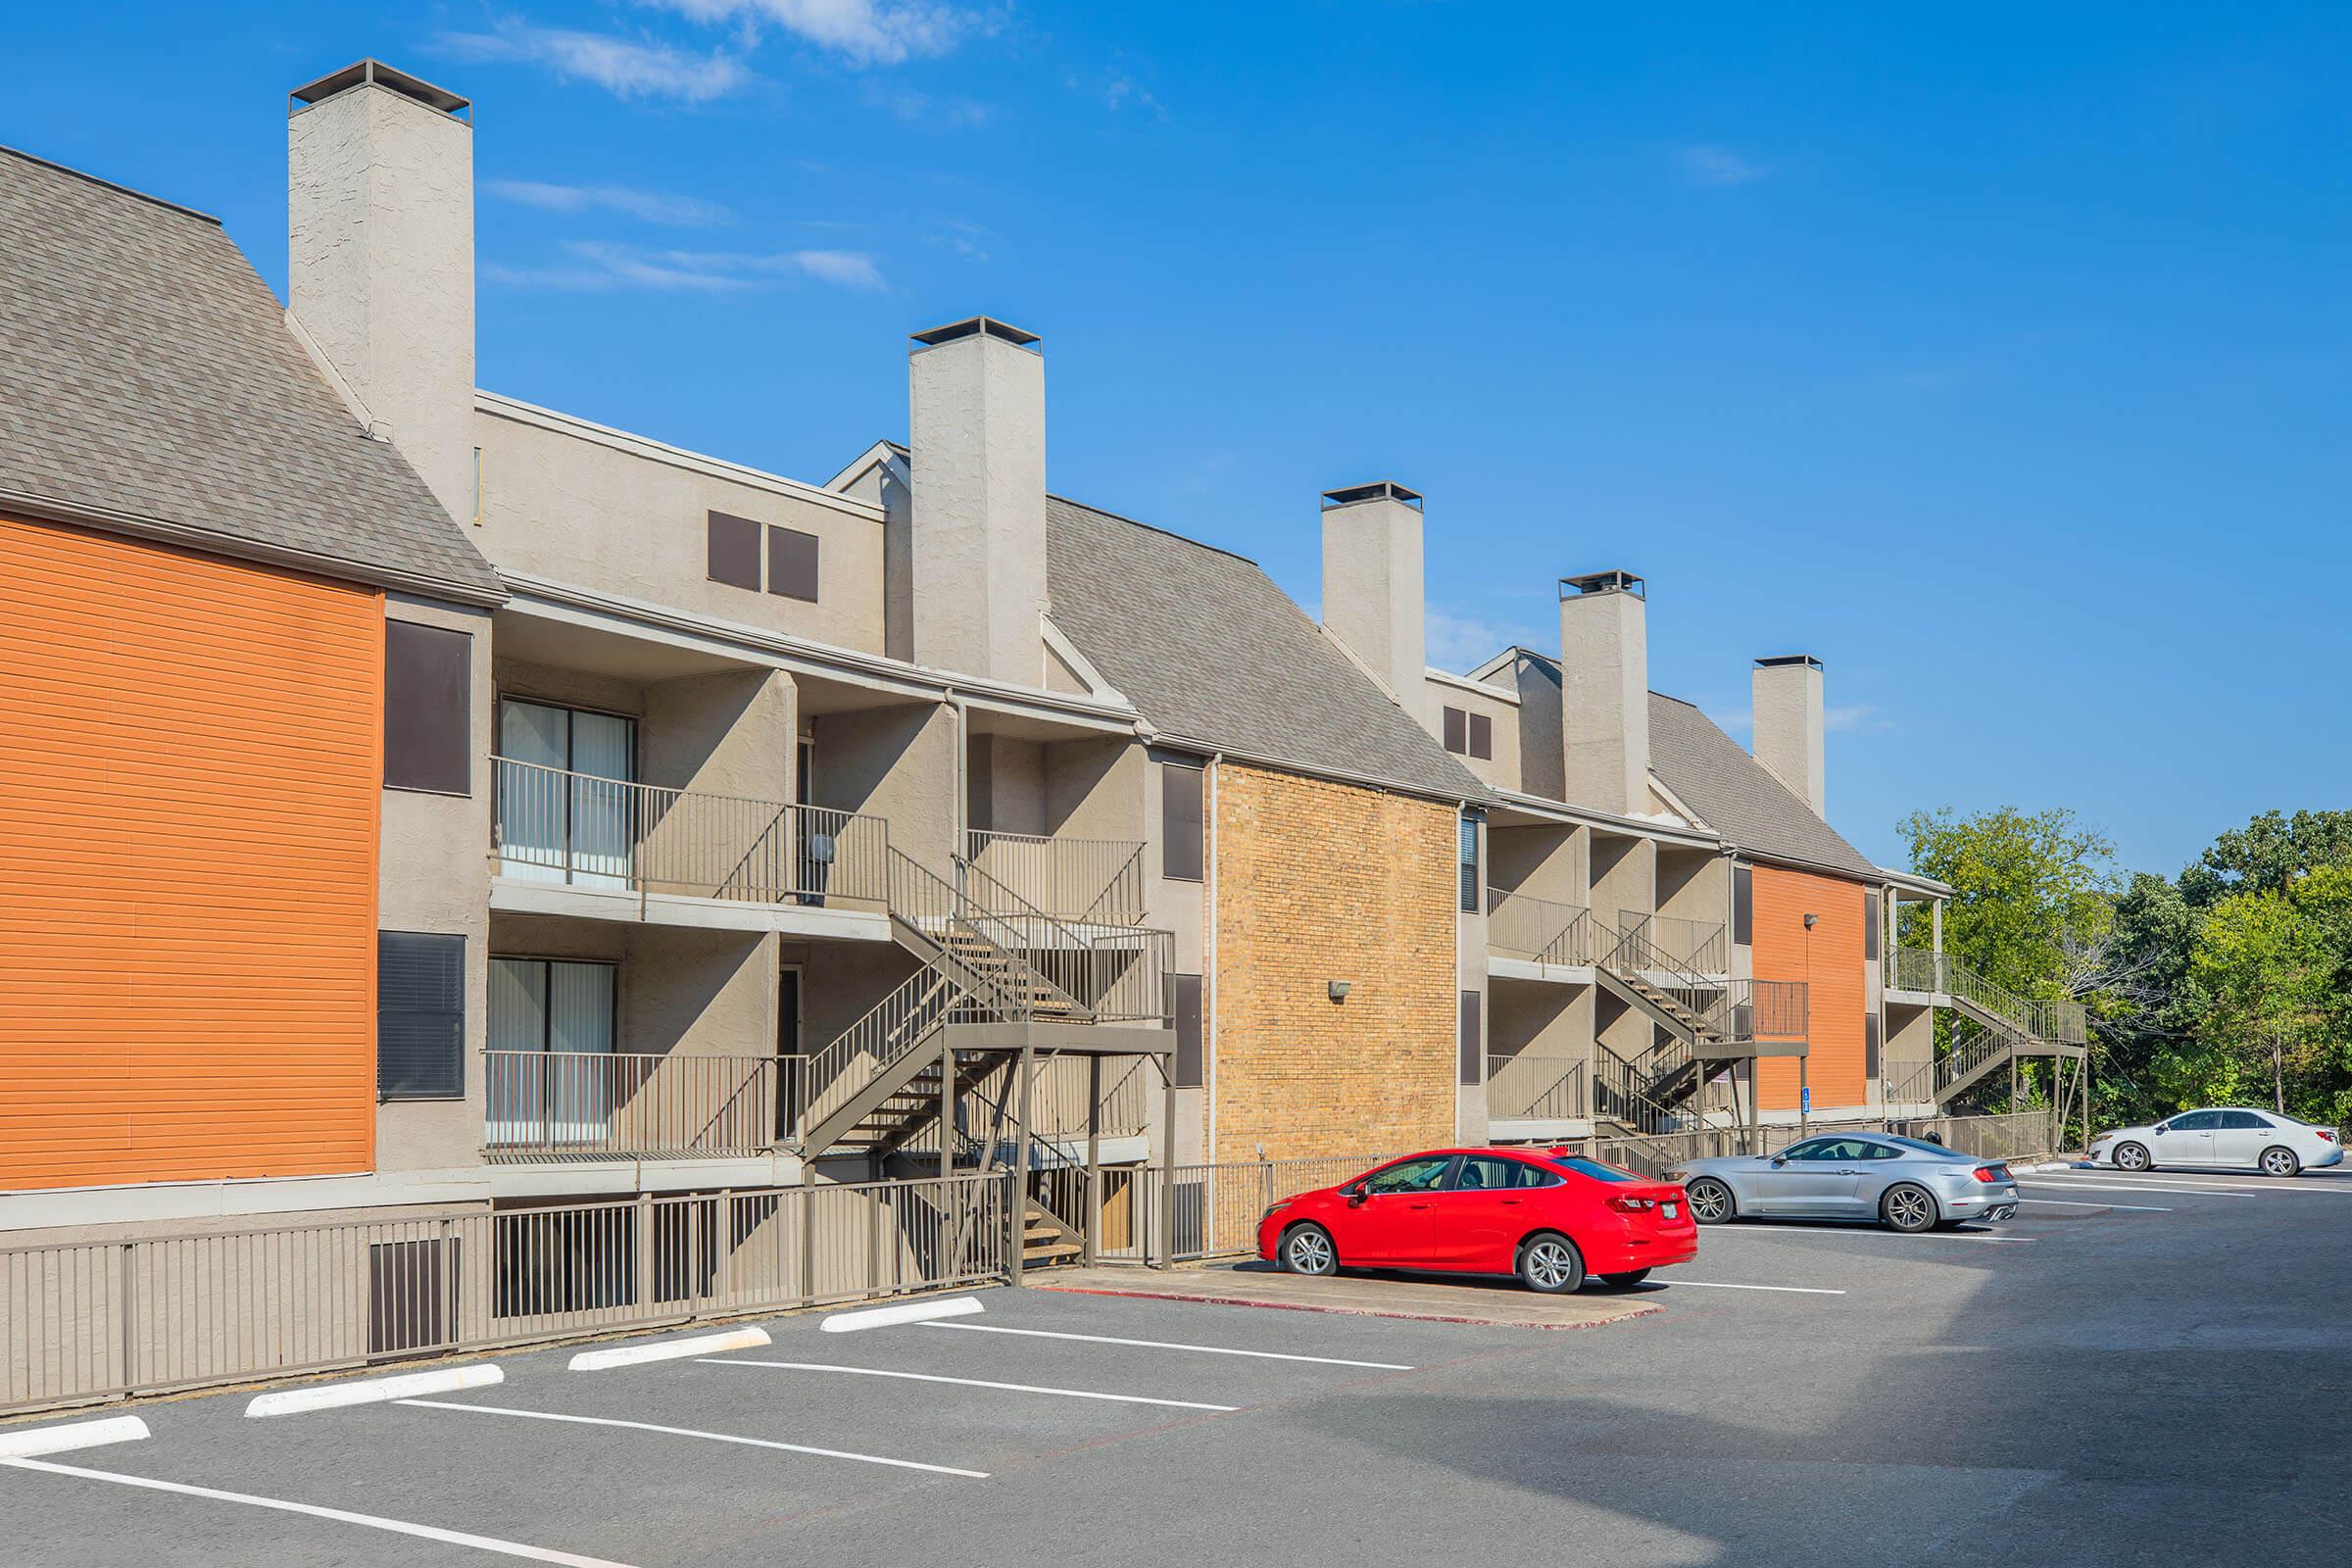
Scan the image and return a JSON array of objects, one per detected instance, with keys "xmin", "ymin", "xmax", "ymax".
[{"xmin": 1667, "ymin": 1133, "xmax": 2022, "ymax": 1232}]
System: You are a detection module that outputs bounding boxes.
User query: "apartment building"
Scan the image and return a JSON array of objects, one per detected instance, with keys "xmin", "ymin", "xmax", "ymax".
[{"xmin": 0, "ymin": 56, "xmax": 2084, "ymax": 1295}]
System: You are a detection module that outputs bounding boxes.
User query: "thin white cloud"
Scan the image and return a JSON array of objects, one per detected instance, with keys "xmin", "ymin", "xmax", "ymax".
[
  {"xmin": 1425, "ymin": 608, "xmax": 1543, "ymax": 674},
  {"xmin": 487, "ymin": 239, "xmax": 888, "ymax": 293},
  {"xmin": 440, "ymin": 23, "xmax": 753, "ymax": 102},
  {"xmin": 1675, "ymin": 144, "xmax": 1771, "ymax": 187},
  {"xmin": 1825, "ymin": 702, "xmax": 1893, "ymax": 735},
  {"xmin": 861, "ymin": 81, "xmax": 997, "ymax": 128},
  {"xmin": 642, "ymin": 0, "xmax": 981, "ymax": 67},
  {"xmin": 487, "ymin": 179, "xmax": 735, "ymax": 226}
]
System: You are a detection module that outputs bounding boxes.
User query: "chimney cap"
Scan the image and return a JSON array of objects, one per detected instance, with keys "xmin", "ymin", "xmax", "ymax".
[
  {"xmin": 1320, "ymin": 481, "xmax": 1423, "ymax": 511},
  {"xmin": 910, "ymin": 317, "xmax": 1041, "ymax": 351},
  {"xmin": 291, "ymin": 60, "xmax": 469, "ymax": 118},
  {"xmin": 1560, "ymin": 569, "xmax": 1644, "ymax": 601},
  {"xmin": 1754, "ymin": 654, "xmax": 1824, "ymax": 670}
]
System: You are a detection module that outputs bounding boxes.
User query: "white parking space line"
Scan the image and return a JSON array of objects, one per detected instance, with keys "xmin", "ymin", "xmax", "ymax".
[
  {"xmin": 246, "ymin": 1362, "xmax": 502, "ymax": 1418},
  {"xmin": 700, "ymin": 1358, "xmax": 1239, "ymax": 1411},
  {"xmin": 1703, "ymin": 1225, "xmax": 2037, "ymax": 1246},
  {"xmin": 2060, "ymin": 1173, "xmax": 2345, "ymax": 1194},
  {"xmin": 2023, "ymin": 1179, "xmax": 2254, "ymax": 1199},
  {"xmin": 821, "ymin": 1296, "xmax": 986, "ymax": 1333},
  {"xmin": 922, "ymin": 1320, "xmax": 1416, "ymax": 1370},
  {"xmin": 395, "ymin": 1398, "xmax": 989, "ymax": 1478},
  {"xmin": 2018, "ymin": 1197, "xmax": 2173, "ymax": 1212},
  {"xmin": 0, "ymin": 1457, "xmax": 634, "ymax": 1567},
  {"xmin": 1665, "ymin": 1281, "xmax": 1847, "ymax": 1296},
  {"xmin": 568, "ymin": 1327, "xmax": 768, "ymax": 1371},
  {"xmin": 0, "ymin": 1415, "xmax": 148, "ymax": 1459}
]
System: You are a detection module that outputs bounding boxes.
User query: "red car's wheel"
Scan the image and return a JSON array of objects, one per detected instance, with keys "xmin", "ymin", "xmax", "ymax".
[
  {"xmin": 1517, "ymin": 1232, "xmax": 1586, "ymax": 1294},
  {"xmin": 1281, "ymin": 1222, "xmax": 1338, "ymax": 1276}
]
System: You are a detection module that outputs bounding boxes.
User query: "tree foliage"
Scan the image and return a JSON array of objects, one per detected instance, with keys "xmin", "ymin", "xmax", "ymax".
[{"xmin": 1896, "ymin": 805, "xmax": 2117, "ymax": 1000}]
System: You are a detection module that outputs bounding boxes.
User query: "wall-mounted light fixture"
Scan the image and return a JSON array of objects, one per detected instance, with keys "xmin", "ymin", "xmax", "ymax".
[
  {"xmin": 1328, "ymin": 980, "xmax": 1351, "ymax": 1003},
  {"xmin": 1803, "ymin": 912, "xmax": 1818, "ymax": 930}
]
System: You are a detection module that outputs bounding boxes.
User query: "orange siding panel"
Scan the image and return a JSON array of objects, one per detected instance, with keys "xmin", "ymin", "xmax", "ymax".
[
  {"xmin": 1751, "ymin": 864, "xmax": 1869, "ymax": 1114},
  {"xmin": 0, "ymin": 515, "xmax": 381, "ymax": 1189}
]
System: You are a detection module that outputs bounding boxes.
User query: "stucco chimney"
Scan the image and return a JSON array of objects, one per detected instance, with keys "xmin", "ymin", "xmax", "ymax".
[
  {"xmin": 287, "ymin": 61, "xmax": 476, "ymax": 524},
  {"xmin": 1318, "ymin": 481, "xmax": 1427, "ymax": 720},
  {"xmin": 1558, "ymin": 571, "xmax": 1650, "ymax": 815},
  {"xmin": 906, "ymin": 318, "xmax": 1048, "ymax": 684},
  {"xmin": 1752, "ymin": 655, "xmax": 1826, "ymax": 816}
]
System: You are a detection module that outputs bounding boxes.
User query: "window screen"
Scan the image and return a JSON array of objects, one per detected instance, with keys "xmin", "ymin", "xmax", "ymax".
[
  {"xmin": 1733, "ymin": 864, "xmax": 1753, "ymax": 946},
  {"xmin": 385, "ymin": 620, "xmax": 471, "ymax": 795},
  {"xmin": 1458, "ymin": 815, "xmax": 1481, "ymax": 912},
  {"xmin": 1442, "ymin": 706, "xmax": 1468, "ymax": 754},
  {"xmin": 1171, "ymin": 974, "xmax": 1203, "ymax": 1088},
  {"xmin": 1162, "ymin": 762, "xmax": 1204, "ymax": 882},
  {"xmin": 1458, "ymin": 990, "xmax": 1482, "ymax": 1084},
  {"xmin": 1468, "ymin": 712, "xmax": 1493, "ymax": 760},
  {"xmin": 1863, "ymin": 889, "xmax": 1882, "ymax": 959},
  {"xmin": 707, "ymin": 511, "xmax": 761, "ymax": 590},
  {"xmin": 766, "ymin": 524, "xmax": 819, "ymax": 602},
  {"xmin": 1865, "ymin": 1011, "xmax": 1882, "ymax": 1078},
  {"xmin": 380, "ymin": 931, "xmax": 466, "ymax": 1099}
]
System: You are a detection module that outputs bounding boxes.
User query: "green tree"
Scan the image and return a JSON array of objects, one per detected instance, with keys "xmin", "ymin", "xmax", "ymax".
[
  {"xmin": 2184, "ymin": 866, "xmax": 2352, "ymax": 1116},
  {"xmin": 2179, "ymin": 809, "xmax": 2352, "ymax": 907},
  {"xmin": 1896, "ymin": 805, "xmax": 2117, "ymax": 999}
]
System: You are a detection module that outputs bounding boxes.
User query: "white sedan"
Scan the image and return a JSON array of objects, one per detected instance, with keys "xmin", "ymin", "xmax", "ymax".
[{"xmin": 2088, "ymin": 1108, "xmax": 2344, "ymax": 1177}]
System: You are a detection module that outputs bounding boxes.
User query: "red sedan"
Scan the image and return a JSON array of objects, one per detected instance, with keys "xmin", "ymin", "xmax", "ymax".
[{"xmin": 1254, "ymin": 1148, "xmax": 1697, "ymax": 1293}]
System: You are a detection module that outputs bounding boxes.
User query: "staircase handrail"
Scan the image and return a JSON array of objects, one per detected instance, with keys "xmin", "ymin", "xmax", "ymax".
[
  {"xmin": 889, "ymin": 850, "xmax": 1095, "ymax": 1022},
  {"xmin": 795, "ymin": 955, "xmax": 996, "ymax": 1135},
  {"xmin": 958, "ymin": 853, "xmax": 1173, "ymax": 1026},
  {"xmin": 1601, "ymin": 918, "xmax": 1735, "ymax": 1040},
  {"xmin": 1887, "ymin": 948, "xmax": 2088, "ymax": 1046}
]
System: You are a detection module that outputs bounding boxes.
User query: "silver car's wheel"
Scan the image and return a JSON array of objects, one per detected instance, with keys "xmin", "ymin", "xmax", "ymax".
[
  {"xmin": 1517, "ymin": 1232, "xmax": 1586, "ymax": 1294},
  {"xmin": 2113, "ymin": 1142, "xmax": 2151, "ymax": 1172},
  {"xmin": 2260, "ymin": 1146, "xmax": 2301, "ymax": 1178},
  {"xmin": 1881, "ymin": 1183, "xmax": 1937, "ymax": 1234},
  {"xmin": 1282, "ymin": 1223, "xmax": 1337, "ymax": 1276},
  {"xmin": 1688, "ymin": 1178, "xmax": 1735, "ymax": 1225}
]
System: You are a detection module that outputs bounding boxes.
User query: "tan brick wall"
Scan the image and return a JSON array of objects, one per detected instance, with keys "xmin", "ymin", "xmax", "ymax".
[{"xmin": 1210, "ymin": 764, "xmax": 1457, "ymax": 1163}]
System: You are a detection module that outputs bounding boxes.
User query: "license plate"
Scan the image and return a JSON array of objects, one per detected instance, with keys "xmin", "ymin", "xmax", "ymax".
[{"xmin": 1663, "ymin": 1201, "xmax": 1680, "ymax": 1219}]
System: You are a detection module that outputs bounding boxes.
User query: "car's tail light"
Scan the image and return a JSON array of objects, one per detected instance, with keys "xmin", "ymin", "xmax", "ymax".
[
  {"xmin": 2321, "ymin": 1130, "xmax": 2338, "ymax": 1143},
  {"xmin": 1972, "ymin": 1166, "xmax": 2006, "ymax": 1184},
  {"xmin": 1606, "ymin": 1196, "xmax": 1658, "ymax": 1213}
]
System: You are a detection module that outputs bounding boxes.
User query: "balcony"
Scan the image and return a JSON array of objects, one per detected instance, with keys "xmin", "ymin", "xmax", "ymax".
[
  {"xmin": 1485, "ymin": 889, "xmax": 1602, "ymax": 971},
  {"xmin": 1485, "ymin": 1053, "xmax": 1591, "ymax": 1123},
  {"xmin": 963, "ymin": 830, "xmax": 1147, "ymax": 925},
  {"xmin": 483, "ymin": 1051, "xmax": 801, "ymax": 1163},
  {"xmin": 1617, "ymin": 911, "xmax": 1728, "ymax": 975},
  {"xmin": 491, "ymin": 758, "xmax": 890, "ymax": 933}
]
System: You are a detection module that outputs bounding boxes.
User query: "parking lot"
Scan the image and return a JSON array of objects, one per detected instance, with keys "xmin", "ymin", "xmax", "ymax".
[{"xmin": 5, "ymin": 1162, "xmax": 2346, "ymax": 1567}]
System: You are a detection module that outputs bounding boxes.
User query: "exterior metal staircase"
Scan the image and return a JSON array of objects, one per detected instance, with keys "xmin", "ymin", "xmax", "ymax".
[{"xmin": 1884, "ymin": 950, "xmax": 2088, "ymax": 1110}]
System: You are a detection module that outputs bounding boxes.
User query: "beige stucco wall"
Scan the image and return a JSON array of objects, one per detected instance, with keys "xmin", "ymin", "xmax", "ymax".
[
  {"xmin": 809, "ymin": 701, "xmax": 956, "ymax": 877},
  {"xmin": 1590, "ymin": 831, "xmax": 1656, "ymax": 936},
  {"xmin": 487, "ymin": 915, "xmax": 774, "ymax": 1060},
  {"xmin": 377, "ymin": 596, "xmax": 495, "ymax": 1173},
  {"xmin": 1422, "ymin": 673, "xmax": 1521, "ymax": 794},
  {"xmin": 1491, "ymin": 821, "xmax": 1587, "ymax": 907},
  {"xmin": 1209, "ymin": 764, "xmax": 1455, "ymax": 1164},
  {"xmin": 1657, "ymin": 845, "xmax": 1730, "ymax": 931},
  {"xmin": 472, "ymin": 401, "xmax": 887, "ymax": 655}
]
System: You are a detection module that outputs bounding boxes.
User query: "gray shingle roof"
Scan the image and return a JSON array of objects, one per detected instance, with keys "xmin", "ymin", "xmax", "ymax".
[
  {"xmin": 0, "ymin": 147, "xmax": 501, "ymax": 602},
  {"xmin": 1045, "ymin": 496, "xmax": 1482, "ymax": 801},
  {"xmin": 1648, "ymin": 692, "xmax": 1878, "ymax": 878}
]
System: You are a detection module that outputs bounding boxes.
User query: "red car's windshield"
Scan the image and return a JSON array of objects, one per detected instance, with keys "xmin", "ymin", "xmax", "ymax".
[{"xmin": 1544, "ymin": 1155, "xmax": 1642, "ymax": 1183}]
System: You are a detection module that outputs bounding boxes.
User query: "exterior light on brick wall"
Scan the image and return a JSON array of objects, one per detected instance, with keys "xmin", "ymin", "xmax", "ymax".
[{"xmin": 1328, "ymin": 980, "xmax": 1351, "ymax": 1003}]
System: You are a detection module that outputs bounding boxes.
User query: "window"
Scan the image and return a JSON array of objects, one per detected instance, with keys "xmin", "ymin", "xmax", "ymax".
[
  {"xmin": 1864, "ymin": 889, "xmax": 1882, "ymax": 959},
  {"xmin": 1161, "ymin": 761, "xmax": 1204, "ymax": 882},
  {"xmin": 379, "ymin": 931, "xmax": 466, "ymax": 1100},
  {"xmin": 1778, "ymin": 1137, "xmax": 1837, "ymax": 1161},
  {"xmin": 766, "ymin": 524, "xmax": 820, "ymax": 603},
  {"xmin": 2220, "ymin": 1110, "xmax": 2271, "ymax": 1129},
  {"xmin": 1469, "ymin": 712, "xmax": 1493, "ymax": 760},
  {"xmin": 1452, "ymin": 1155, "xmax": 1559, "ymax": 1191},
  {"xmin": 1790, "ymin": 1138, "xmax": 1876, "ymax": 1161},
  {"xmin": 1544, "ymin": 1155, "xmax": 1639, "ymax": 1184},
  {"xmin": 1733, "ymin": 864, "xmax": 1753, "ymax": 946},
  {"xmin": 1458, "ymin": 815, "xmax": 1481, "ymax": 912},
  {"xmin": 1865, "ymin": 1012, "xmax": 1882, "ymax": 1078},
  {"xmin": 1442, "ymin": 706, "xmax": 1468, "ymax": 754},
  {"xmin": 496, "ymin": 700, "xmax": 637, "ymax": 887},
  {"xmin": 385, "ymin": 620, "xmax": 472, "ymax": 795},
  {"xmin": 1171, "ymin": 974, "xmax": 1203, "ymax": 1088},
  {"xmin": 1458, "ymin": 990, "xmax": 1482, "ymax": 1085},
  {"xmin": 2165, "ymin": 1110, "xmax": 2225, "ymax": 1131},
  {"xmin": 1361, "ymin": 1156, "xmax": 1453, "ymax": 1195},
  {"xmin": 707, "ymin": 511, "xmax": 761, "ymax": 590}
]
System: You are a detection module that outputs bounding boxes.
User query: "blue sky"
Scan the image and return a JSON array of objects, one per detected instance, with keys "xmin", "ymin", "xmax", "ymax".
[{"xmin": 8, "ymin": 3, "xmax": 2346, "ymax": 878}]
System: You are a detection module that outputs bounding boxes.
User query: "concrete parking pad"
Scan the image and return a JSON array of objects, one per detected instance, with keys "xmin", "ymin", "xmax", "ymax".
[{"xmin": 1031, "ymin": 1263, "xmax": 1661, "ymax": 1329}]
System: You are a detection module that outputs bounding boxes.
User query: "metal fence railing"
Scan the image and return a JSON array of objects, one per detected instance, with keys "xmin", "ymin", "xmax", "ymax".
[
  {"xmin": 482, "ymin": 1051, "xmax": 803, "ymax": 1162},
  {"xmin": 955, "ymin": 1054, "xmax": 1153, "ymax": 1146},
  {"xmin": 1620, "ymin": 911, "xmax": 1729, "ymax": 974},
  {"xmin": 1892, "ymin": 1109, "xmax": 2057, "ymax": 1163},
  {"xmin": 491, "ymin": 758, "xmax": 889, "ymax": 909},
  {"xmin": 1886, "ymin": 948, "xmax": 2089, "ymax": 1046},
  {"xmin": 1486, "ymin": 1054, "xmax": 1589, "ymax": 1120},
  {"xmin": 1078, "ymin": 1152, "xmax": 1405, "ymax": 1265},
  {"xmin": 1485, "ymin": 889, "xmax": 1601, "ymax": 966},
  {"xmin": 964, "ymin": 830, "xmax": 1147, "ymax": 925},
  {"xmin": 2, "ymin": 1173, "xmax": 1012, "ymax": 1418}
]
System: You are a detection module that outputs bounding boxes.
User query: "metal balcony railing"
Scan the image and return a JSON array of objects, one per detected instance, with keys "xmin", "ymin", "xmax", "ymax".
[
  {"xmin": 1885, "ymin": 948, "xmax": 2088, "ymax": 1045},
  {"xmin": 1485, "ymin": 1054, "xmax": 1590, "ymax": 1120},
  {"xmin": 1617, "ymin": 911, "xmax": 1729, "ymax": 974},
  {"xmin": 964, "ymin": 830, "xmax": 1147, "ymax": 925},
  {"xmin": 482, "ymin": 1050, "xmax": 801, "ymax": 1161},
  {"xmin": 1485, "ymin": 889, "xmax": 1603, "ymax": 966},
  {"xmin": 492, "ymin": 758, "xmax": 888, "ymax": 908}
]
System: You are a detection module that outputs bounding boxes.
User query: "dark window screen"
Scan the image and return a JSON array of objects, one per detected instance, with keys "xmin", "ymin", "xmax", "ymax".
[
  {"xmin": 1733, "ymin": 864, "xmax": 1753, "ymax": 945},
  {"xmin": 1162, "ymin": 763, "xmax": 1204, "ymax": 882},
  {"xmin": 1442, "ymin": 706, "xmax": 1468, "ymax": 754},
  {"xmin": 380, "ymin": 931, "xmax": 465, "ymax": 1100},
  {"xmin": 1458, "ymin": 815, "xmax": 1480, "ymax": 912},
  {"xmin": 1865, "ymin": 1011, "xmax": 1882, "ymax": 1078},
  {"xmin": 1458, "ymin": 991, "xmax": 1482, "ymax": 1084},
  {"xmin": 1172, "ymin": 974, "xmax": 1203, "ymax": 1088},
  {"xmin": 1469, "ymin": 712, "xmax": 1493, "ymax": 760},
  {"xmin": 385, "ymin": 620, "xmax": 471, "ymax": 795},
  {"xmin": 767, "ymin": 524, "xmax": 819, "ymax": 602},
  {"xmin": 708, "ymin": 511, "xmax": 761, "ymax": 589},
  {"xmin": 1863, "ymin": 889, "xmax": 1882, "ymax": 959}
]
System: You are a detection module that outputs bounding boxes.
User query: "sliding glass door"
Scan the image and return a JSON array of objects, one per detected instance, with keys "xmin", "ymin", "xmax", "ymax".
[
  {"xmin": 487, "ymin": 956, "xmax": 618, "ymax": 1148},
  {"xmin": 496, "ymin": 699, "xmax": 637, "ymax": 890}
]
